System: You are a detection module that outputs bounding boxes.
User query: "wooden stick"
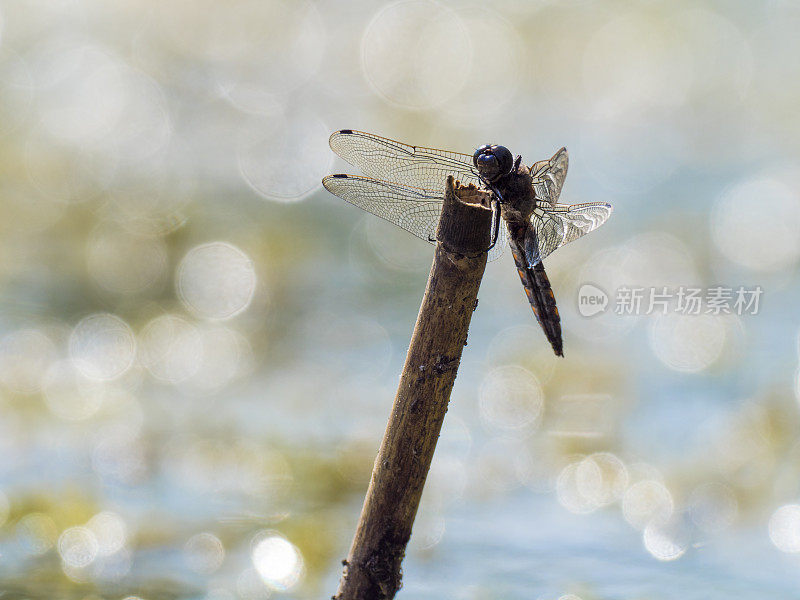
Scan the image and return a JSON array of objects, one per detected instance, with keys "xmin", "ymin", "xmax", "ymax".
[{"xmin": 334, "ymin": 177, "xmax": 493, "ymax": 600}]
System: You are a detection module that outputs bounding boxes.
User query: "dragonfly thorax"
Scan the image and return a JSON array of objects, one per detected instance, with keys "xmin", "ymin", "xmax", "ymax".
[{"xmin": 473, "ymin": 144, "xmax": 513, "ymax": 182}]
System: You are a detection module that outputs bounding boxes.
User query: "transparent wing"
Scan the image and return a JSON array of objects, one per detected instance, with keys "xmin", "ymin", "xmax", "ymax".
[
  {"xmin": 530, "ymin": 147, "xmax": 568, "ymax": 207},
  {"xmin": 329, "ymin": 129, "xmax": 482, "ymax": 191},
  {"xmin": 524, "ymin": 201, "xmax": 613, "ymax": 266},
  {"xmin": 323, "ymin": 173, "xmax": 505, "ymax": 261}
]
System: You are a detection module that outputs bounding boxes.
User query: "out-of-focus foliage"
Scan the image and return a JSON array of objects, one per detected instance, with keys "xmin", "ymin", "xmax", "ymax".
[{"xmin": 0, "ymin": 1, "xmax": 799, "ymax": 598}]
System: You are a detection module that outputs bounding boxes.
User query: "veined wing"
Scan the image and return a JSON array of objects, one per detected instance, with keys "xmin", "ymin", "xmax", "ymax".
[
  {"xmin": 322, "ymin": 173, "xmax": 506, "ymax": 261},
  {"xmin": 530, "ymin": 147, "xmax": 568, "ymax": 207},
  {"xmin": 523, "ymin": 201, "xmax": 613, "ymax": 267},
  {"xmin": 328, "ymin": 130, "xmax": 481, "ymax": 191}
]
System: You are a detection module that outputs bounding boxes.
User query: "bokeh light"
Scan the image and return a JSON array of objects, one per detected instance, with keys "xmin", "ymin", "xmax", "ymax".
[
  {"xmin": 622, "ymin": 479, "xmax": 674, "ymax": 530},
  {"xmin": 643, "ymin": 515, "xmax": 691, "ymax": 561},
  {"xmin": 648, "ymin": 313, "xmax": 726, "ymax": 373},
  {"xmin": 556, "ymin": 454, "xmax": 629, "ymax": 514},
  {"xmin": 438, "ymin": 8, "xmax": 522, "ymax": 122},
  {"xmin": 86, "ymin": 511, "xmax": 128, "ymax": 557},
  {"xmin": 361, "ymin": 0, "xmax": 471, "ymax": 110},
  {"xmin": 34, "ymin": 42, "xmax": 133, "ymax": 146},
  {"xmin": 576, "ymin": 453, "xmax": 629, "ymax": 508},
  {"xmin": 408, "ymin": 503, "xmax": 446, "ymax": 552},
  {"xmin": 557, "ymin": 459, "xmax": 600, "ymax": 515},
  {"xmin": 238, "ymin": 112, "xmax": 331, "ymax": 202},
  {"xmin": 139, "ymin": 314, "xmax": 203, "ymax": 383},
  {"xmin": 424, "ymin": 454, "xmax": 467, "ymax": 508},
  {"xmin": 712, "ymin": 175, "xmax": 800, "ymax": 272},
  {"xmin": 69, "ymin": 313, "xmax": 136, "ymax": 381},
  {"xmin": 25, "ymin": 37, "xmax": 171, "ymax": 191},
  {"xmin": 178, "ymin": 325, "xmax": 252, "ymax": 394},
  {"xmin": 184, "ymin": 532, "xmax": 226, "ymax": 574},
  {"xmin": 479, "ymin": 365, "xmax": 543, "ymax": 436},
  {"xmin": 177, "ymin": 242, "xmax": 257, "ymax": 320},
  {"xmin": 208, "ymin": 0, "xmax": 325, "ymax": 112},
  {"xmin": 251, "ymin": 532, "xmax": 303, "ymax": 591},
  {"xmin": 769, "ymin": 504, "xmax": 800, "ymax": 553},
  {"xmin": 58, "ymin": 526, "xmax": 99, "ymax": 568}
]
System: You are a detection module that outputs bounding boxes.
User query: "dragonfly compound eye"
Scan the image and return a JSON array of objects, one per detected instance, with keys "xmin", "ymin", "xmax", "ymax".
[
  {"xmin": 472, "ymin": 144, "xmax": 491, "ymax": 167},
  {"xmin": 473, "ymin": 145, "xmax": 500, "ymax": 180},
  {"xmin": 473, "ymin": 144, "xmax": 513, "ymax": 181},
  {"xmin": 491, "ymin": 145, "xmax": 513, "ymax": 176}
]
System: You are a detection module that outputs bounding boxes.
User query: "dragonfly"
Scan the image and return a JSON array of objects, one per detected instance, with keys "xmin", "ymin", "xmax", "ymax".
[{"xmin": 322, "ymin": 130, "xmax": 612, "ymax": 356}]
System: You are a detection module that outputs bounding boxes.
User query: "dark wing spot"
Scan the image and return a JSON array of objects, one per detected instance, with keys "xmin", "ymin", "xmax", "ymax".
[
  {"xmin": 331, "ymin": 174, "xmax": 348, "ymax": 178},
  {"xmin": 339, "ymin": 129, "xmax": 354, "ymax": 134}
]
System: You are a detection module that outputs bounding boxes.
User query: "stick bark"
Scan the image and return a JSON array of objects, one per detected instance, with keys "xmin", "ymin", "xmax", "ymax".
[{"xmin": 333, "ymin": 177, "xmax": 493, "ymax": 600}]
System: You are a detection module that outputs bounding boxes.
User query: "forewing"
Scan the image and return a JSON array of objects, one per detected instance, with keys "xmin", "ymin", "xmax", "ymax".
[
  {"xmin": 530, "ymin": 147, "xmax": 568, "ymax": 207},
  {"xmin": 329, "ymin": 130, "xmax": 481, "ymax": 191},
  {"xmin": 322, "ymin": 173, "xmax": 506, "ymax": 261},
  {"xmin": 323, "ymin": 174, "xmax": 443, "ymax": 243},
  {"xmin": 524, "ymin": 201, "xmax": 613, "ymax": 266}
]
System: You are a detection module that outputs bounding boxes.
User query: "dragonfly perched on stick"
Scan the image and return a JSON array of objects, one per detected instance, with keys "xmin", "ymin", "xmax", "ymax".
[{"xmin": 322, "ymin": 130, "xmax": 612, "ymax": 356}]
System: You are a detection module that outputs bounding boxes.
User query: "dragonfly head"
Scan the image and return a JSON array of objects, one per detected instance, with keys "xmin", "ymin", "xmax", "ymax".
[{"xmin": 473, "ymin": 144, "xmax": 514, "ymax": 182}]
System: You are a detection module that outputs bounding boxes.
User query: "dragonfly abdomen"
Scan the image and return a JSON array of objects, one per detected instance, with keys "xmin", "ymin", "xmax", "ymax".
[{"xmin": 509, "ymin": 229, "xmax": 564, "ymax": 357}]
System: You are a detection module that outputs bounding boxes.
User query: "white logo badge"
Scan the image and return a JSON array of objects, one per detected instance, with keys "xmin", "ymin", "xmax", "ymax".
[{"xmin": 577, "ymin": 283, "xmax": 608, "ymax": 317}]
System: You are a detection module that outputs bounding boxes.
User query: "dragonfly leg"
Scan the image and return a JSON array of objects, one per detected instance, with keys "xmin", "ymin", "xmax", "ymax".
[
  {"xmin": 485, "ymin": 200, "xmax": 501, "ymax": 251},
  {"xmin": 474, "ymin": 173, "xmax": 503, "ymax": 254}
]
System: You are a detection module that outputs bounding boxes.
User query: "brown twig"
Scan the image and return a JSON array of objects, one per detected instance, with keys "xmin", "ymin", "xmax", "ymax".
[{"xmin": 333, "ymin": 176, "xmax": 493, "ymax": 600}]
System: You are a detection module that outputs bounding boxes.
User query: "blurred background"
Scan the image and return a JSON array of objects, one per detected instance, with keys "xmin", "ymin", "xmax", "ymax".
[{"xmin": 1, "ymin": 0, "xmax": 799, "ymax": 598}]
